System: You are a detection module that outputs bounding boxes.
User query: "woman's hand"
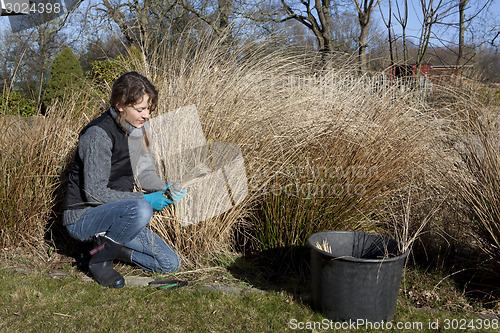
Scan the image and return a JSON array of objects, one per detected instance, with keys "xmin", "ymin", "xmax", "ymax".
[
  {"xmin": 164, "ymin": 183, "xmax": 187, "ymax": 202},
  {"xmin": 143, "ymin": 191, "xmax": 173, "ymax": 211}
]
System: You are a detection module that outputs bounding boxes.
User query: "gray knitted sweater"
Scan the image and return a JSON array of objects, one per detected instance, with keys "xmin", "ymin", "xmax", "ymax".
[{"xmin": 63, "ymin": 108, "xmax": 166, "ymax": 226}]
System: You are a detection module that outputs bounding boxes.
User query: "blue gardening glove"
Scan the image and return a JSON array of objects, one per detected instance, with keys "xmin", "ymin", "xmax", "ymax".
[
  {"xmin": 164, "ymin": 183, "xmax": 187, "ymax": 202},
  {"xmin": 143, "ymin": 191, "xmax": 173, "ymax": 211}
]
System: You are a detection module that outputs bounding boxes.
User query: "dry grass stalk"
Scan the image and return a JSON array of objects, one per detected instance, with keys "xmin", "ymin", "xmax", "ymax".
[
  {"xmin": 386, "ymin": 178, "xmax": 446, "ymax": 254},
  {"xmin": 315, "ymin": 239, "xmax": 332, "ymax": 254}
]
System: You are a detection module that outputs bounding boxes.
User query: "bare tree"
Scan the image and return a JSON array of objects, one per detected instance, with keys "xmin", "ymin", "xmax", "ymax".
[
  {"xmin": 352, "ymin": 0, "xmax": 380, "ymax": 71},
  {"xmin": 179, "ymin": 0, "xmax": 235, "ymax": 46},
  {"xmin": 95, "ymin": 0, "xmax": 237, "ymax": 55},
  {"xmin": 455, "ymin": 0, "xmax": 492, "ymax": 65},
  {"xmin": 234, "ymin": 0, "xmax": 334, "ymax": 55},
  {"xmin": 280, "ymin": 0, "xmax": 333, "ymax": 54},
  {"xmin": 456, "ymin": 0, "xmax": 468, "ymax": 65},
  {"xmin": 98, "ymin": 0, "xmax": 182, "ymax": 50},
  {"xmin": 330, "ymin": 9, "xmax": 363, "ymax": 54},
  {"xmin": 379, "ymin": 0, "xmax": 394, "ymax": 65},
  {"xmin": 218, "ymin": 0, "xmax": 231, "ymax": 31},
  {"xmin": 413, "ymin": 0, "xmax": 492, "ymax": 69},
  {"xmin": 414, "ymin": 0, "xmax": 456, "ymax": 74},
  {"xmin": 393, "ymin": 0, "xmax": 409, "ymax": 64}
]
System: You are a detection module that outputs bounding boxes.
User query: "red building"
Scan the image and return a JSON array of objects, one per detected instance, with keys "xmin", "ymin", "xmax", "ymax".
[
  {"xmin": 390, "ymin": 64, "xmax": 431, "ymax": 80},
  {"xmin": 390, "ymin": 64, "xmax": 471, "ymax": 83}
]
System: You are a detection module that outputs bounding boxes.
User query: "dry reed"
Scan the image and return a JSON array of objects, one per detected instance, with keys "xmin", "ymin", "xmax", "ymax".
[{"xmin": 0, "ymin": 87, "xmax": 100, "ymax": 250}]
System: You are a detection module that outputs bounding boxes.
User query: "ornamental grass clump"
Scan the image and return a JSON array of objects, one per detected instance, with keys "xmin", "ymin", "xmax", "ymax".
[
  {"xmin": 0, "ymin": 88, "xmax": 98, "ymax": 250},
  {"xmin": 454, "ymin": 114, "xmax": 500, "ymax": 264},
  {"xmin": 249, "ymin": 73, "xmax": 440, "ymax": 252}
]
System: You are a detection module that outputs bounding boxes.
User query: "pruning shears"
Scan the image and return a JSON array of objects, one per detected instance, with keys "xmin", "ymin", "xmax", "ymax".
[{"xmin": 148, "ymin": 279, "xmax": 188, "ymax": 290}]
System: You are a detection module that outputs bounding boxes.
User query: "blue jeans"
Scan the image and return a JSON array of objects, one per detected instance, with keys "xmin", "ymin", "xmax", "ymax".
[{"xmin": 66, "ymin": 199, "xmax": 181, "ymax": 274}]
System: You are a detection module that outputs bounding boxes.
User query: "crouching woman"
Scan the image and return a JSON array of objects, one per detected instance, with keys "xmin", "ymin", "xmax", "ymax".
[{"xmin": 63, "ymin": 71, "xmax": 184, "ymax": 288}]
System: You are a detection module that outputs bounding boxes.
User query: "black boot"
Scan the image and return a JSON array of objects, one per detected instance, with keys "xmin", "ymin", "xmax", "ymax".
[
  {"xmin": 116, "ymin": 246, "xmax": 133, "ymax": 264},
  {"xmin": 88, "ymin": 235, "xmax": 125, "ymax": 288}
]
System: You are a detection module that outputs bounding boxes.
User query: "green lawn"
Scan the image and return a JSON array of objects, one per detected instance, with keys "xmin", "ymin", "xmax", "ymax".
[{"xmin": 0, "ymin": 252, "xmax": 499, "ymax": 333}]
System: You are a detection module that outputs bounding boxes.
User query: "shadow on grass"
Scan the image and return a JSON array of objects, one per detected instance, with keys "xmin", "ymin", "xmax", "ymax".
[
  {"xmin": 45, "ymin": 221, "xmax": 93, "ymax": 271},
  {"xmin": 410, "ymin": 236, "xmax": 500, "ymax": 305},
  {"xmin": 227, "ymin": 246, "xmax": 313, "ymax": 303}
]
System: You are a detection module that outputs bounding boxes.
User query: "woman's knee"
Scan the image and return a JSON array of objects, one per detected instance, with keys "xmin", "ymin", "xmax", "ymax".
[
  {"xmin": 130, "ymin": 199, "xmax": 154, "ymax": 225},
  {"xmin": 156, "ymin": 249, "xmax": 181, "ymax": 274}
]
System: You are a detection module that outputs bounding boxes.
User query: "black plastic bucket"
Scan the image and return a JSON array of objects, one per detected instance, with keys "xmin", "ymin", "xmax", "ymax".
[{"xmin": 307, "ymin": 231, "xmax": 408, "ymax": 322}]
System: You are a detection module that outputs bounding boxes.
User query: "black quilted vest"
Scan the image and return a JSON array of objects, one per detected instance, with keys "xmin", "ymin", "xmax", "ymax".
[{"xmin": 65, "ymin": 109, "xmax": 134, "ymax": 210}]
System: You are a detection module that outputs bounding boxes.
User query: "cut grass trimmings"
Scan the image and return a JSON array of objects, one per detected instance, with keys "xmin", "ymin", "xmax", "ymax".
[{"xmin": 315, "ymin": 239, "xmax": 332, "ymax": 254}]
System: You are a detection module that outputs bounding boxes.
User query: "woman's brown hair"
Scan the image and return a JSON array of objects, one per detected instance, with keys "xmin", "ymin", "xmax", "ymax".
[
  {"xmin": 110, "ymin": 72, "xmax": 158, "ymax": 147},
  {"xmin": 110, "ymin": 71, "xmax": 158, "ymax": 112}
]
